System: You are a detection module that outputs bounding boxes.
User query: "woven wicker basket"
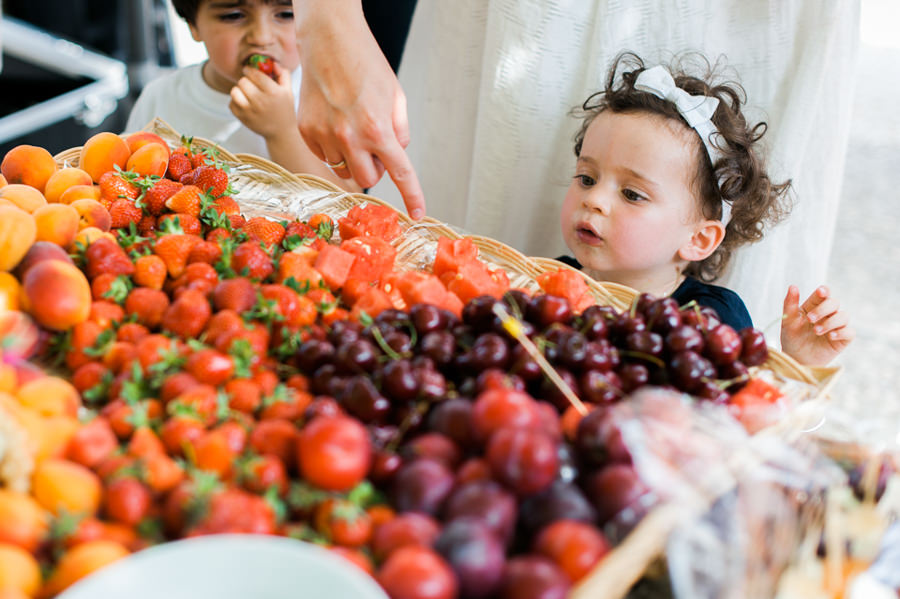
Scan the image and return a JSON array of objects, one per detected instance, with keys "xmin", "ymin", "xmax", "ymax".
[{"xmin": 54, "ymin": 120, "xmax": 843, "ymax": 598}]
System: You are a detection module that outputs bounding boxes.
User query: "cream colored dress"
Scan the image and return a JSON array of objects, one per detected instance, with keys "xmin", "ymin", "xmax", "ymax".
[{"xmin": 370, "ymin": 0, "xmax": 860, "ymax": 331}]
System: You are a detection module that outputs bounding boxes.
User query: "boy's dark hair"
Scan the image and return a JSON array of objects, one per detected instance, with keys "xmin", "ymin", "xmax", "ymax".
[
  {"xmin": 171, "ymin": 0, "xmax": 201, "ymax": 23},
  {"xmin": 573, "ymin": 52, "xmax": 791, "ymax": 282},
  {"xmin": 171, "ymin": 0, "xmax": 291, "ymax": 25}
]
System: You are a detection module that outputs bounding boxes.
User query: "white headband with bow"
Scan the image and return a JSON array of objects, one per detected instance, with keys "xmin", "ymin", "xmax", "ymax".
[{"xmin": 634, "ymin": 65, "xmax": 731, "ymax": 225}]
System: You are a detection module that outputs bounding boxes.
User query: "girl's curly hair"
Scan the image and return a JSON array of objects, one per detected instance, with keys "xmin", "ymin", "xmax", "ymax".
[{"xmin": 573, "ymin": 52, "xmax": 791, "ymax": 282}]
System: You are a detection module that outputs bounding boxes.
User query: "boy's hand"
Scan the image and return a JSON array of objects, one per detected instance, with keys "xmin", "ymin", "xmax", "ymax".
[
  {"xmin": 229, "ymin": 62, "xmax": 296, "ymax": 140},
  {"xmin": 780, "ymin": 285, "xmax": 854, "ymax": 366}
]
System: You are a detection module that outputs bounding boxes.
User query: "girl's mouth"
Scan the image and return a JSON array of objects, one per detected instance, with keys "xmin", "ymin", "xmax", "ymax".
[{"xmin": 575, "ymin": 222, "xmax": 603, "ymax": 245}]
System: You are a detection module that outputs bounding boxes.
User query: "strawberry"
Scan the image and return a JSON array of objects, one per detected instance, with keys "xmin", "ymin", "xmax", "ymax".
[
  {"xmin": 191, "ymin": 165, "xmax": 229, "ymax": 197},
  {"xmin": 261, "ymin": 284, "xmax": 317, "ymax": 328},
  {"xmin": 229, "ymin": 215, "xmax": 247, "ymax": 230},
  {"xmin": 138, "ymin": 214, "xmax": 159, "ymax": 237},
  {"xmin": 231, "ymin": 242, "xmax": 274, "ymax": 281},
  {"xmin": 142, "ymin": 178, "xmax": 183, "ymax": 216},
  {"xmin": 161, "ymin": 288, "xmax": 212, "ymax": 339},
  {"xmin": 248, "ymin": 54, "xmax": 276, "ymax": 78},
  {"xmin": 165, "ymin": 185, "xmax": 203, "ymax": 217},
  {"xmin": 185, "ymin": 348, "xmax": 235, "ymax": 387},
  {"xmin": 244, "ymin": 217, "xmax": 285, "ymax": 247},
  {"xmin": 85, "ymin": 237, "xmax": 134, "ymax": 279},
  {"xmin": 159, "ymin": 213, "xmax": 202, "ymax": 236},
  {"xmin": 284, "ymin": 221, "xmax": 317, "ymax": 240},
  {"xmin": 99, "ymin": 170, "xmax": 140, "ymax": 207},
  {"xmin": 166, "ymin": 152, "xmax": 193, "ymax": 181},
  {"xmin": 187, "ymin": 240, "xmax": 223, "ymax": 265},
  {"xmin": 124, "ymin": 287, "xmax": 170, "ymax": 329},
  {"xmin": 154, "ymin": 233, "xmax": 200, "ymax": 278},
  {"xmin": 171, "ymin": 262, "xmax": 218, "ymax": 295},
  {"xmin": 133, "ymin": 254, "xmax": 167, "ymax": 290},
  {"xmin": 191, "ymin": 147, "xmax": 220, "ymax": 169},
  {"xmin": 212, "ymin": 277, "xmax": 257, "ymax": 313},
  {"xmin": 210, "ymin": 196, "xmax": 240, "ymax": 216},
  {"xmin": 109, "ymin": 199, "xmax": 143, "ymax": 229},
  {"xmin": 204, "ymin": 309, "xmax": 245, "ymax": 348}
]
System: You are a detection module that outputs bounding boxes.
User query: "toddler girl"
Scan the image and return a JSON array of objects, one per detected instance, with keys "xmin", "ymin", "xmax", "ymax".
[{"xmin": 558, "ymin": 53, "xmax": 852, "ymax": 366}]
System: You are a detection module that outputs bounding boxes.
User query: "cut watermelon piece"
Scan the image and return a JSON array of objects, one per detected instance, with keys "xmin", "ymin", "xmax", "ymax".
[
  {"xmin": 536, "ymin": 268, "xmax": 595, "ymax": 313},
  {"xmin": 314, "ymin": 244, "xmax": 357, "ymax": 291},
  {"xmin": 341, "ymin": 235, "xmax": 397, "ymax": 284},
  {"xmin": 433, "ymin": 237, "xmax": 480, "ymax": 277},
  {"xmin": 338, "ymin": 204, "xmax": 403, "ymax": 242}
]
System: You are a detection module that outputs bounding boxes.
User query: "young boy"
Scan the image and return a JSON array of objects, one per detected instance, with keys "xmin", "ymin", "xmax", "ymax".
[{"xmin": 126, "ymin": 0, "xmax": 359, "ymax": 192}]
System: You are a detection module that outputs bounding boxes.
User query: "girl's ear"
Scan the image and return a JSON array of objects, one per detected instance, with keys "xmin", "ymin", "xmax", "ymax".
[{"xmin": 678, "ymin": 219, "xmax": 725, "ymax": 262}]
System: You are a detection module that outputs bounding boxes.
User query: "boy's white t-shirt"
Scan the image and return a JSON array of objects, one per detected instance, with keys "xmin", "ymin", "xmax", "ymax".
[{"xmin": 124, "ymin": 62, "xmax": 302, "ymax": 159}]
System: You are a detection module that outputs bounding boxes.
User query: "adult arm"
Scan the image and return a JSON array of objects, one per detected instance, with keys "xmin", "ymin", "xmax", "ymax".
[{"xmin": 292, "ymin": 0, "xmax": 425, "ymax": 218}]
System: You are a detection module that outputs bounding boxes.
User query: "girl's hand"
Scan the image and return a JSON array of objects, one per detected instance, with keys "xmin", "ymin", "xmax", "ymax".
[
  {"xmin": 229, "ymin": 63, "xmax": 297, "ymax": 141},
  {"xmin": 780, "ymin": 285, "xmax": 854, "ymax": 366}
]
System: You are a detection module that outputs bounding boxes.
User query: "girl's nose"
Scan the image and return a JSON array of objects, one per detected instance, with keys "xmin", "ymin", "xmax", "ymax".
[{"xmin": 582, "ymin": 189, "xmax": 610, "ymax": 215}]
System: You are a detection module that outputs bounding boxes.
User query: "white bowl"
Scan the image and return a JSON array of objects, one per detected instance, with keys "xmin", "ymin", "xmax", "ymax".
[{"xmin": 58, "ymin": 535, "xmax": 388, "ymax": 599}]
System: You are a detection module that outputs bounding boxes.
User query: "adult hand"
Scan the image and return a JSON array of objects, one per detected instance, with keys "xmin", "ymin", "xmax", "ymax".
[
  {"xmin": 780, "ymin": 285, "xmax": 854, "ymax": 367},
  {"xmin": 293, "ymin": 0, "xmax": 425, "ymax": 219}
]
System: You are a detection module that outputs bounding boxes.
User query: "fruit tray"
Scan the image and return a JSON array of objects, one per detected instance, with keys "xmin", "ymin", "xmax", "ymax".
[
  {"xmin": 48, "ymin": 118, "xmax": 841, "ymax": 598},
  {"xmin": 55, "ymin": 118, "xmax": 839, "ymax": 398}
]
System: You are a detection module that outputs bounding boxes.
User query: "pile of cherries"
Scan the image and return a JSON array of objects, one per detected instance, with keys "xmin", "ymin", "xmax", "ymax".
[{"xmin": 282, "ymin": 290, "xmax": 771, "ymax": 598}]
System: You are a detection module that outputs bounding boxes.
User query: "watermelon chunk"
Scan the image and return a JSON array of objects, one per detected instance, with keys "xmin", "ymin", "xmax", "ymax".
[{"xmin": 314, "ymin": 244, "xmax": 357, "ymax": 291}]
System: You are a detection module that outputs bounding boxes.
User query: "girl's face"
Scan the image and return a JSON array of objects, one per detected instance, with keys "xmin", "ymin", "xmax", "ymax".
[
  {"xmin": 189, "ymin": 0, "xmax": 299, "ymax": 94},
  {"xmin": 560, "ymin": 110, "xmax": 708, "ymax": 295}
]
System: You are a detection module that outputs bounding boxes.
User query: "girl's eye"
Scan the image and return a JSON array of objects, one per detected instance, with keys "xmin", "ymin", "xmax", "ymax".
[
  {"xmin": 622, "ymin": 189, "xmax": 647, "ymax": 203},
  {"xmin": 574, "ymin": 174, "xmax": 595, "ymax": 187},
  {"xmin": 277, "ymin": 10, "xmax": 294, "ymax": 20}
]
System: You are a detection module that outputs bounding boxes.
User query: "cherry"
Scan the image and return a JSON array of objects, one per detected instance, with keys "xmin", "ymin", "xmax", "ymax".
[
  {"xmin": 341, "ymin": 376, "xmax": 391, "ymax": 422},
  {"xmin": 469, "ymin": 333, "xmax": 510, "ymax": 371},
  {"xmin": 581, "ymin": 341, "xmax": 614, "ymax": 372},
  {"xmin": 668, "ymin": 350, "xmax": 716, "ymax": 392},
  {"xmin": 428, "ymin": 397, "xmax": 477, "ymax": 450},
  {"xmin": 617, "ymin": 363, "xmax": 649, "ymax": 393},
  {"xmin": 625, "ymin": 330, "xmax": 664, "ymax": 357},
  {"xmin": 500, "ymin": 555, "xmax": 571, "ymax": 599},
  {"xmin": 296, "ymin": 338, "xmax": 335, "ymax": 374},
  {"xmin": 444, "ymin": 480, "xmax": 518, "ymax": 545},
  {"xmin": 575, "ymin": 407, "xmax": 631, "ymax": 466},
  {"xmin": 391, "ymin": 458, "xmax": 455, "ymax": 516},
  {"xmin": 739, "ymin": 327, "xmax": 769, "ymax": 366},
  {"xmin": 401, "ymin": 432, "xmax": 462, "ymax": 469},
  {"xmin": 435, "ymin": 517, "xmax": 506, "ymax": 599},
  {"xmin": 370, "ymin": 450, "xmax": 403, "ymax": 483},
  {"xmin": 518, "ymin": 481, "xmax": 597, "ymax": 535},
  {"xmin": 527, "ymin": 294, "xmax": 573, "ymax": 329},
  {"xmin": 487, "ymin": 427, "xmax": 559, "ymax": 497},
  {"xmin": 410, "ymin": 303, "xmax": 450, "ymax": 335},
  {"xmin": 665, "ymin": 324, "xmax": 705, "ymax": 354},
  {"xmin": 579, "ymin": 370, "xmax": 622, "ymax": 405},
  {"xmin": 705, "ymin": 324, "xmax": 742, "ymax": 365},
  {"xmin": 334, "ymin": 338, "xmax": 379, "ymax": 374},
  {"xmin": 419, "ymin": 330, "xmax": 456, "ymax": 367},
  {"xmin": 510, "ymin": 345, "xmax": 542, "ymax": 381},
  {"xmin": 463, "ymin": 295, "xmax": 501, "ymax": 330},
  {"xmin": 382, "ymin": 359, "xmax": 418, "ymax": 402}
]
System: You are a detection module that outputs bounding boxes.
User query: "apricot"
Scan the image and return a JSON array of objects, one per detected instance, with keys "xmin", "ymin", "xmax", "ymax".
[
  {"xmin": 0, "ymin": 491, "xmax": 49, "ymax": 554},
  {"xmin": 0, "ymin": 173, "xmax": 7, "ymax": 188},
  {"xmin": 12, "ymin": 241, "xmax": 74, "ymax": 280},
  {"xmin": 72, "ymin": 227, "xmax": 116, "ymax": 249},
  {"xmin": 79, "ymin": 132, "xmax": 131, "ymax": 183},
  {"xmin": 125, "ymin": 131, "xmax": 170, "ymax": 155},
  {"xmin": 0, "ymin": 273, "xmax": 20, "ymax": 311},
  {"xmin": 0, "ymin": 543, "xmax": 41, "ymax": 597},
  {"xmin": 0, "ymin": 184, "xmax": 46, "ymax": 213},
  {"xmin": 16, "ymin": 376, "xmax": 81, "ymax": 419},
  {"xmin": 1, "ymin": 144, "xmax": 58, "ymax": 193},
  {"xmin": 31, "ymin": 458, "xmax": 101, "ymax": 516},
  {"xmin": 39, "ymin": 540, "xmax": 129, "ymax": 597},
  {"xmin": 125, "ymin": 142, "xmax": 169, "ymax": 177},
  {"xmin": 34, "ymin": 416, "xmax": 80, "ymax": 463},
  {"xmin": 58, "ymin": 184, "xmax": 101, "ymax": 205},
  {"xmin": 71, "ymin": 198, "xmax": 111, "ymax": 232},
  {"xmin": 21, "ymin": 260, "xmax": 91, "ymax": 331},
  {"xmin": 0, "ymin": 206, "xmax": 37, "ymax": 272},
  {"xmin": 33, "ymin": 203, "xmax": 79, "ymax": 248},
  {"xmin": 43, "ymin": 167, "xmax": 93, "ymax": 204}
]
